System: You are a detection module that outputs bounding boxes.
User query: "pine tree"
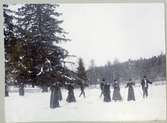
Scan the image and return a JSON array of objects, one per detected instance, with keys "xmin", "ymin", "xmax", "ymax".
[
  {"xmin": 13, "ymin": 4, "xmax": 72, "ymax": 87},
  {"xmin": 86, "ymin": 54, "xmax": 166, "ymax": 84}
]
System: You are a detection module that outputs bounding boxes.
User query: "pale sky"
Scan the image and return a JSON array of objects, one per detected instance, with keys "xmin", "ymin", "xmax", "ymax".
[
  {"xmin": 57, "ymin": 3, "xmax": 165, "ymax": 69},
  {"xmin": 9, "ymin": 3, "xmax": 165, "ymax": 70}
]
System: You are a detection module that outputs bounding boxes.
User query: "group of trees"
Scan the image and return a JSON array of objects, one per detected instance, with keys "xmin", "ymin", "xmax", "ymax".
[
  {"xmin": 87, "ymin": 53, "xmax": 166, "ymax": 85},
  {"xmin": 4, "ymin": 4, "xmax": 87, "ymax": 90},
  {"xmin": 4, "ymin": 4, "xmax": 165, "ymax": 90}
]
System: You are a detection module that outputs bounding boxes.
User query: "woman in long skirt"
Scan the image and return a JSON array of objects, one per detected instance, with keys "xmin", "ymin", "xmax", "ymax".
[
  {"xmin": 103, "ymin": 83, "xmax": 111, "ymax": 102},
  {"xmin": 19, "ymin": 83, "xmax": 24, "ymax": 96},
  {"xmin": 125, "ymin": 79, "xmax": 135, "ymax": 101},
  {"xmin": 112, "ymin": 80, "xmax": 122, "ymax": 101},
  {"xmin": 66, "ymin": 83, "xmax": 76, "ymax": 103},
  {"xmin": 50, "ymin": 83, "xmax": 60, "ymax": 108}
]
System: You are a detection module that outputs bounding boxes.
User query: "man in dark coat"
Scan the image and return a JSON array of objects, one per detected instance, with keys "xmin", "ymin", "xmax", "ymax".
[
  {"xmin": 141, "ymin": 76, "xmax": 152, "ymax": 98},
  {"xmin": 112, "ymin": 80, "xmax": 122, "ymax": 101},
  {"xmin": 125, "ymin": 79, "xmax": 135, "ymax": 101},
  {"xmin": 66, "ymin": 83, "xmax": 76, "ymax": 103},
  {"xmin": 103, "ymin": 82, "xmax": 111, "ymax": 102},
  {"xmin": 79, "ymin": 81, "xmax": 86, "ymax": 98},
  {"xmin": 5, "ymin": 83, "xmax": 9, "ymax": 97},
  {"xmin": 50, "ymin": 82, "xmax": 60, "ymax": 108},
  {"xmin": 19, "ymin": 82, "xmax": 24, "ymax": 96}
]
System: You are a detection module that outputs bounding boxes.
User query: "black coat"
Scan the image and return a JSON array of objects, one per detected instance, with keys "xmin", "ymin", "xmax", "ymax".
[
  {"xmin": 19, "ymin": 83, "xmax": 24, "ymax": 96},
  {"xmin": 126, "ymin": 82, "xmax": 135, "ymax": 101},
  {"xmin": 103, "ymin": 84, "xmax": 111, "ymax": 102},
  {"xmin": 141, "ymin": 79, "xmax": 152, "ymax": 89},
  {"xmin": 66, "ymin": 84, "xmax": 76, "ymax": 103}
]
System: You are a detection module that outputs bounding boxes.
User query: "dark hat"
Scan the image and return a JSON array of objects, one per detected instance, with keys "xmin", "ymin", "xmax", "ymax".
[{"xmin": 102, "ymin": 78, "xmax": 105, "ymax": 81}]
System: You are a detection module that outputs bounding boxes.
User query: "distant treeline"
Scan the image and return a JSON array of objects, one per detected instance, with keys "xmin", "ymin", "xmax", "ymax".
[{"xmin": 87, "ymin": 53, "xmax": 166, "ymax": 84}]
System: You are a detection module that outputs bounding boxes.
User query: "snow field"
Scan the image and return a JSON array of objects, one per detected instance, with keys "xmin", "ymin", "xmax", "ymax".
[{"xmin": 5, "ymin": 83, "xmax": 166, "ymax": 122}]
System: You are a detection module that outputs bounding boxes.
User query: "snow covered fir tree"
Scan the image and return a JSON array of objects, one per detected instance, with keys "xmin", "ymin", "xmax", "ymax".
[
  {"xmin": 3, "ymin": 3, "xmax": 166, "ymax": 122},
  {"xmin": 3, "ymin": 4, "xmax": 81, "ymax": 106}
]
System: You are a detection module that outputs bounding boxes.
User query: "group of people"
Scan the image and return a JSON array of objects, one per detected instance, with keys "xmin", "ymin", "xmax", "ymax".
[
  {"xmin": 5, "ymin": 76, "xmax": 152, "ymax": 109},
  {"xmin": 100, "ymin": 76, "xmax": 152, "ymax": 102},
  {"xmin": 50, "ymin": 75, "xmax": 152, "ymax": 109},
  {"xmin": 50, "ymin": 80, "xmax": 88, "ymax": 108},
  {"xmin": 50, "ymin": 82, "xmax": 78, "ymax": 108}
]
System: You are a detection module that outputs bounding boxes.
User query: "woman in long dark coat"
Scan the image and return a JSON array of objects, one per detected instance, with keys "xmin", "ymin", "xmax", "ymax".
[
  {"xmin": 125, "ymin": 79, "xmax": 135, "ymax": 101},
  {"xmin": 66, "ymin": 83, "xmax": 76, "ymax": 103},
  {"xmin": 103, "ymin": 83, "xmax": 111, "ymax": 102},
  {"xmin": 50, "ymin": 83, "xmax": 60, "ymax": 108},
  {"xmin": 19, "ymin": 83, "xmax": 24, "ymax": 96},
  {"xmin": 112, "ymin": 80, "xmax": 122, "ymax": 101}
]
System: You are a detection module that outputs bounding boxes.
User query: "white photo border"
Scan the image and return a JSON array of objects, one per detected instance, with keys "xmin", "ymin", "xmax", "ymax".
[{"xmin": 0, "ymin": 0, "xmax": 166, "ymax": 123}]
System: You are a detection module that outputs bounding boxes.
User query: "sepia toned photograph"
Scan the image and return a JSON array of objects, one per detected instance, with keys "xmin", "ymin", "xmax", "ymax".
[{"xmin": 3, "ymin": 3, "xmax": 166, "ymax": 122}]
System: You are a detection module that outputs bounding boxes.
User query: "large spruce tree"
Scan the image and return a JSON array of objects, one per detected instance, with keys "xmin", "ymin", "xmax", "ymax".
[{"xmin": 10, "ymin": 4, "xmax": 72, "ymax": 86}]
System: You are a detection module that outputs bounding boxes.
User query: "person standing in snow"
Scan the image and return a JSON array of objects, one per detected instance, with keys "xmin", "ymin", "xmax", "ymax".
[
  {"xmin": 19, "ymin": 82, "xmax": 24, "ymax": 96},
  {"xmin": 99, "ymin": 79, "xmax": 105, "ymax": 98},
  {"xmin": 79, "ymin": 81, "xmax": 86, "ymax": 98},
  {"xmin": 66, "ymin": 83, "xmax": 76, "ymax": 103},
  {"xmin": 125, "ymin": 79, "xmax": 135, "ymax": 101},
  {"xmin": 141, "ymin": 76, "xmax": 152, "ymax": 98},
  {"xmin": 50, "ymin": 82, "xmax": 60, "ymax": 108},
  {"xmin": 103, "ymin": 81, "xmax": 111, "ymax": 102},
  {"xmin": 112, "ymin": 80, "xmax": 122, "ymax": 101}
]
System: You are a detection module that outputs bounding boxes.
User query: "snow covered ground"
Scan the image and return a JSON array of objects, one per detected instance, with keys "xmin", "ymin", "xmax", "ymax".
[{"xmin": 5, "ymin": 82, "xmax": 166, "ymax": 122}]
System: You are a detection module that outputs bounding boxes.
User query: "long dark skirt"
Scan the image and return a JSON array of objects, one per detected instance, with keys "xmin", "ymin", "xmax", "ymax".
[
  {"xmin": 112, "ymin": 88, "xmax": 122, "ymax": 101},
  {"xmin": 50, "ymin": 89, "xmax": 59, "ymax": 108},
  {"xmin": 66, "ymin": 90, "xmax": 76, "ymax": 103},
  {"xmin": 19, "ymin": 88, "xmax": 24, "ymax": 96},
  {"xmin": 103, "ymin": 85, "xmax": 111, "ymax": 102},
  {"xmin": 127, "ymin": 87, "xmax": 135, "ymax": 101},
  {"xmin": 104, "ymin": 92, "xmax": 111, "ymax": 102},
  {"xmin": 42, "ymin": 85, "xmax": 48, "ymax": 92},
  {"xmin": 58, "ymin": 88, "xmax": 62, "ymax": 101}
]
